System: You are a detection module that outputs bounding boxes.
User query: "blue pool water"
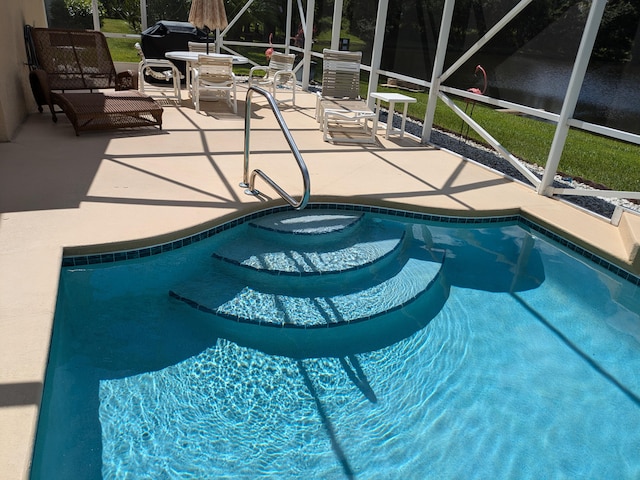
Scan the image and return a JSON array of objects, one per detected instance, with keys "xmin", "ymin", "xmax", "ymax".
[{"xmin": 32, "ymin": 207, "xmax": 640, "ymax": 479}]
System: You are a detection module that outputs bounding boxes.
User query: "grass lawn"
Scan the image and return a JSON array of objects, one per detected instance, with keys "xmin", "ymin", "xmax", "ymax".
[
  {"xmin": 368, "ymin": 84, "xmax": 640, "ymax": 192},
  {"xmin": 103, "ymin": 18, "xmax": 140, "ymax": 63},
  {"xmin": 313, "ymin": 29, "xmax": 367, "ymax": 52}
]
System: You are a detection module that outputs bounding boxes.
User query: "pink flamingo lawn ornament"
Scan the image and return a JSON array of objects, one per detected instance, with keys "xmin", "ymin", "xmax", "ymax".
[
  {"xmin": 265, "ymin": 33, "xmax": 274, "ymax": 61},
  {"xmin": 461, "ymin": 64, "xmax": 487, "ymax": 141},
  {"xmin": 468, "ymin": 64, "xmax": 487, "ymax": 96}
]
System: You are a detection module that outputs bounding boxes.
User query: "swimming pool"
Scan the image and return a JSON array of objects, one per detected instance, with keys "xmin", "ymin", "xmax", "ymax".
[{"xmin": 32, "ymin": 205, "xmax": 640, "ymax": 479}]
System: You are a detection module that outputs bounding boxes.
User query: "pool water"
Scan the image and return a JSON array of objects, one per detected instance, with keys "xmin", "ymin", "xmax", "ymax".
[{"xmin": 31, "ymin": 209, "xmax": 640, "ymax": 479}]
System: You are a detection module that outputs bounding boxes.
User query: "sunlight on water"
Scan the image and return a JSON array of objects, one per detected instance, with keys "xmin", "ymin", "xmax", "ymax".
[{"xmin": 98, "ymin": 309, "xmax": 469, "ymax": 479}]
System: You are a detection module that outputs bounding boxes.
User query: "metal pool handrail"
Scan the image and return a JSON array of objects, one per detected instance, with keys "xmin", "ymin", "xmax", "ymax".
[{"xmin": 241, "ymin": 86, "xmax": 310, "ymax": 210}]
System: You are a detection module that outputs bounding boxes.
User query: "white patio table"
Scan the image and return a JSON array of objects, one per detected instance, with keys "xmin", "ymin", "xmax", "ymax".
[{"xmin": 370, "ymin": 92, "xmax": 417, "ymax": 139}]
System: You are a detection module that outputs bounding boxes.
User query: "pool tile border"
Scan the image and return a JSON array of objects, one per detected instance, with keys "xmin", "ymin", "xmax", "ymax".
[{"xmin": 61, "ymin": 203, "xmax": 640, "ymax": 286}]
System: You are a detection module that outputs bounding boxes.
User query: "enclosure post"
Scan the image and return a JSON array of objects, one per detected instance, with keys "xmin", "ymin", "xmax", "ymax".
[
  {"xmin": 91, "ymin": 0, "xmax": 100, "ymax": 31},
  {"xmin": 331, "ymin": 0, "xmax": 343, "ymax": 50},
  {"xmin": 422, "ymin": 0, "xmax": 456, "ymax": 143},
  {"xmin": 285, "ymin": 0, "xmax": 293, "ymax": 55},
  {"xmin": 538, "ymin": 0, "xmax": 607, "ymax": 196},
  {"xmin": 140, "ymin": 0, "xmax": 148, "ymax": 32},
  {"xmin": 367, "ymin": 0, "xmax": 390, "ymax": 108},
  {"xmin": 301, "ymin": 0, "xmax": 316, "ymax": 90}
]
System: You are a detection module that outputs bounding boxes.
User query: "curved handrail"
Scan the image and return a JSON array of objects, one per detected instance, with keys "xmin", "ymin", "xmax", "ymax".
[{"xmin": 241, "ymin": 86, "xmax": 310, "ymax": 210}]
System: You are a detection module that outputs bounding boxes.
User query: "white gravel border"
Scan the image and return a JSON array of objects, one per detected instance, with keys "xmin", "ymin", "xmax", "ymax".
[{"xmin": 378, "ymin": 109, "xmax": 640, "ymax": 219}]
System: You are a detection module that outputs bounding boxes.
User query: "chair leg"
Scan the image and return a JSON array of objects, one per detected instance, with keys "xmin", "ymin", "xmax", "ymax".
[
  {"xmin": 138, "ymin": 65, "xmax": 145, "ymax": 94},
  {"xmin": 323, "ymin": 115, "xmax": 330, "ymax": 142},
  {"xmin": 173, "ymin": 70, "xmax": 181, "ymax": 101},
  {"xmin": 232, "ymin": 84, "xmax": 237, "ymax": 114},
  {"xmin": 315, "ymin": 96, "xmax": 323, "ymax": 124}
]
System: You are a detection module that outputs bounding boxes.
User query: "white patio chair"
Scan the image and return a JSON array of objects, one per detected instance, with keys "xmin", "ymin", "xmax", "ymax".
[
  {"xmin": 188, "ymin": 41, "xmax": 210, "ymax": 53},
  {"xmin": 315, "ymin": 49, "xmax": 376, "ymax": 144},
  {"xmin": 248, "ymin": 52, "xmax": 297, "ymax": 105},
  {"xmin": 185, "ymin": 42, "xmax": 211, "ymax": 93},
  {"xmin": 192, "ymin": 55, "xmax": 237, "ymax": 114},
  {"xmin": 134, "ymin": 42, "xmax": 182, "ymax": 101}
]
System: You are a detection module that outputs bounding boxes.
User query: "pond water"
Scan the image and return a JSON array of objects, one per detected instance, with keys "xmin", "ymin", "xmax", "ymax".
[
  {"xmin": 468, "ymin": 54, "xmax": 640, "ymax": 134},
  {"xmin": 380, "ymin": 48, "xmax": 640, "ymax": 135}
]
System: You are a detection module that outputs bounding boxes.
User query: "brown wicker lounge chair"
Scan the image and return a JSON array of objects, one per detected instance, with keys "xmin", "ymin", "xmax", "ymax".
[{"xmin": 26, "ymin": 27, "xmax": 163, "ymax": 135}]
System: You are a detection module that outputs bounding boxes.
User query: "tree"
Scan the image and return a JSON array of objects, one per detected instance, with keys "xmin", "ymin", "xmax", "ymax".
[
  {"xmin": 49, "ymin": 0, "xmax": 101, "ymax": 29},
  {"xmin": 147, "ymin": 0, "xmax": 192, "ymax": 27},
  {"xmin": 102, "ymin": 0, "xmax": 143, "ymax": 31},
  {"xmin": 593, "ymin": 0, "xmax": 639, "ymax": 61}
]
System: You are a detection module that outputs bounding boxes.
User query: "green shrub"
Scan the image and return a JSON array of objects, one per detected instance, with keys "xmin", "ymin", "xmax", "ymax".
[{"xmin": 48, "ymin": 0, "xmax": 103, "ymax": 30}]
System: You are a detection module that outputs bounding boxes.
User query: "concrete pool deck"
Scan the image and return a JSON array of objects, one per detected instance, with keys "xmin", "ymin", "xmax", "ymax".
[{"xmin": 1, "ymin": 86, "xmax": 640, "ymax": 479}]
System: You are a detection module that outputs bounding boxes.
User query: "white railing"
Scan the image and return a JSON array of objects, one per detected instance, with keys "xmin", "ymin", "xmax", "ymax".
[{"xmin": 241, "ymin": 86, "xmax": 310, "ymax": 210}]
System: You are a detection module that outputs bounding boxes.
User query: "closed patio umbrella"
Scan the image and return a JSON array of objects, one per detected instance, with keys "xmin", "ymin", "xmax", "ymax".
[{"xmin": 189, "ymin": 0, "xmax": 228, "ymax": 54}]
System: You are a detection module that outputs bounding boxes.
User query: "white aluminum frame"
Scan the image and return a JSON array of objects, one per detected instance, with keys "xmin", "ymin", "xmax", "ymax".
[{"xmin": 88, "ymin": 0, "xmax": 640, "ymax": 205}]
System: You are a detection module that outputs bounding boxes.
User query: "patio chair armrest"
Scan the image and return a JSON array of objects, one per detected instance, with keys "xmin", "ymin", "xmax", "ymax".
[
  {"xmin": 115, "ymin": 70, "xmax": 137, "ymax": 90},
  {"xmin": 324, "ymin": 110, "xmax": 353, "ymax": 120},
  {"xmin": 273, "ymin": 69, "xmax": 294, "ymax": 83},
  {"xmin": 249, "ymin": 65, "xmax": 268, "ymax": 81},
  {"xmin": 144, "ymin": 59, "xmax": 184, "ymax": 76}
]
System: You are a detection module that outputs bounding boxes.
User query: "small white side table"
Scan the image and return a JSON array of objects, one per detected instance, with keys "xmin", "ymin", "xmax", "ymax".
[{"xmin": 370, "ymin": 92, "xmax": 417, "ymax": 139}]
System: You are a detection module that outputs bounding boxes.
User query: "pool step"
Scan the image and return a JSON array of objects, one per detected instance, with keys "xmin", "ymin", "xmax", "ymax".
[
  {"xmin": 170, "ymin": 210, "xmax": 449, "ymax": 355},
  {"xmin": 212, "ymin": 210, "xmax": 405, "ymax": 275},
  {"xmin": 170, "ymin": 249, "xmax": 444, "ymax": 327},
  {"xmin": 249, "ymin": 209, "xmax": 364, "ymax": 236}
]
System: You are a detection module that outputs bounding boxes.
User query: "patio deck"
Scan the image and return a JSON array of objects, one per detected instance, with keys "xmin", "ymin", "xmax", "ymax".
[{"xmin": 1, "ymin": 85, "xmax": 639, "ymax": 479}]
